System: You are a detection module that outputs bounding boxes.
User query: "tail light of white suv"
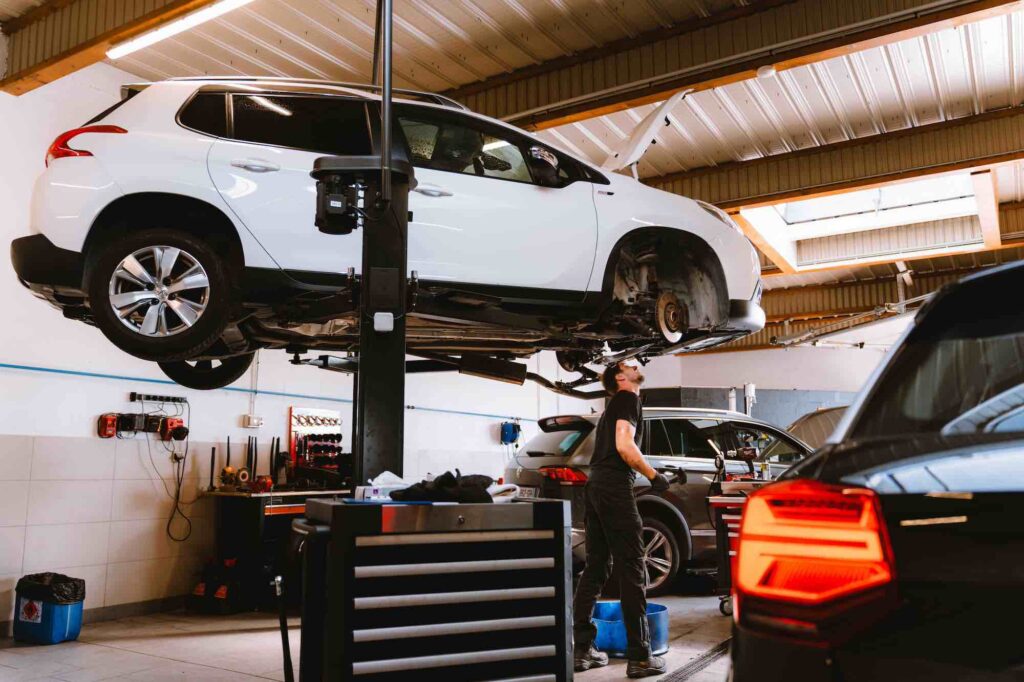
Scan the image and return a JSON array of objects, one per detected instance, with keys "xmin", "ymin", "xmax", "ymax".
[
  {"xmin": 734, "ymin": 479, "xmax": 897, "ymax": 646},
  {"xmin": 45, "ymin": 125, "xmax": 127, "ymax": 167}
]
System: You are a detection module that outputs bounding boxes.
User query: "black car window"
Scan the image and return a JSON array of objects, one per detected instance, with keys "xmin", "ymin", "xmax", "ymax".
[
  {"xmin": 230, "ymin": 95, "xmax": 371, "ymax": 155},
  {"xmin": 647, "ymin": 418, "xmax": 719, "ymax": 458},
  {"xmin": 853, "ymin": 279, "xmax": 1024, "ymax": 439},
  {"xmin": 397, "ymin": 110, "xmax": 533, "ymax": 183},
  {"xmin": 179, "ymin": 93, "xmax": 227, "ymax": 137}
]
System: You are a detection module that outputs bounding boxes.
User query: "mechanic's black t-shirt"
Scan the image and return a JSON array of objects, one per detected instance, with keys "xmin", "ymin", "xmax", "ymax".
[{"xmin": 589, "ymin": 391, "xmax": 644, "ymax": 483}]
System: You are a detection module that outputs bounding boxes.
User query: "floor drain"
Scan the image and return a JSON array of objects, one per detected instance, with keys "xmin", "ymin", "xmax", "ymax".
[{"xmin": 663, "ymin": 639, "xmax": 731, "ymax": 681}]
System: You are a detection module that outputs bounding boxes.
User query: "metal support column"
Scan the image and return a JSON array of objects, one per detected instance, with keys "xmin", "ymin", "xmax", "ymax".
[
  {"xmin": 355, "ymin": 0, "xmax": 405, "ymax": 484},
  {"xmin": 311, "ymin": 0, "xmax": 409, "ymax": 486}
]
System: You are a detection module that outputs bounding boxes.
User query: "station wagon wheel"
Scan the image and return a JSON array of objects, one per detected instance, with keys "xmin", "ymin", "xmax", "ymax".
[
  {"xmin": 86, "ymin": 228, "xmax": 234, "ymax": 362},
  {"xmin": 641, "ymin": 517, "xmax": 680, "ymax": 596}
]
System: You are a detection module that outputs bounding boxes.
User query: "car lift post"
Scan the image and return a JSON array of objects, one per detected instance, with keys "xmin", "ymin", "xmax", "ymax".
[
  {"xmin": 311, "ymin": 0, "xmax": 408, "ymax": 485},
  {"xmin": 354, "ymin": 0, "xmax": 406, "ymax": 484}
]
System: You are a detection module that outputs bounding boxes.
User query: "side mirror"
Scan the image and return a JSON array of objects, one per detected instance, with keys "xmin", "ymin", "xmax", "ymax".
[{"xmin": 528, "ymin": 146, "xmax": 560, "ymax": 187}]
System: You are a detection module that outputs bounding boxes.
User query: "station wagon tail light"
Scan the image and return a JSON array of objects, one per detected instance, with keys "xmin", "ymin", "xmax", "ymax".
[
  {"xmin": 46, "ymin": 125, "xmax": 127, "ymax": 166},
  {"xmin": 734, "ymin": 479, "xmax": 895, "ymax": 646},
  {"xmin": 539, "ymin": 466, "xmax": 588, "ymax": 486}
]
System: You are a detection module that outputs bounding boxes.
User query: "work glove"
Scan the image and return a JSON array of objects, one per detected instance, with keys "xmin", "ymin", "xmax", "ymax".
[{"xmin": 649, "ymin": 473, "xmax": 671, "ymax": 492}]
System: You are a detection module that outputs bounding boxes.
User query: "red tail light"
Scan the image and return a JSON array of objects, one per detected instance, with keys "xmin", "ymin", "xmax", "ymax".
[
  {"xmin": 45, "ymin": 125, "xmax": 127, "ymax": 166},
  {"xmin": 538, "ymin": 466, "xmax": 588, "ymax": 486},
  {"xmin": 734, "ymin": 479, "xmax": 895, "ymax": 645}
]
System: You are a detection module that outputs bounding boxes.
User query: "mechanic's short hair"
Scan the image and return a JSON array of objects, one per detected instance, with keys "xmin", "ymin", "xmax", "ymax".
[{"xmin": 601, "ymin": 363, "xmax": 623, "ymax": 395}]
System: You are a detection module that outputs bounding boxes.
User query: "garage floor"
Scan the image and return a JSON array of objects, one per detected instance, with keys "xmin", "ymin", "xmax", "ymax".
[{"xmin": 0, "ymin": 595, "xmax": 730, "ymax": 681}]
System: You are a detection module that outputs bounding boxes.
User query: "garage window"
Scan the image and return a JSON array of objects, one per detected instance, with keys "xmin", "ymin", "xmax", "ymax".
[
  {"xmin": 398, "ymin": 112, "xmax": 533, "ymax": 183},
  {"xmin": 230, "ymin": 95, "xmax": 371, "ymax": 155}
]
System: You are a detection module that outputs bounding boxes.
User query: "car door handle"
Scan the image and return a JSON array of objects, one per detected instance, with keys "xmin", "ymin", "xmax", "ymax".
[
  {"xmin": 412, "ymin": 183, "xmax": 453, "ymax": 197},
  {"xmin": 231, "ymin": 158, "xmax": 280, "ymax": 173}
]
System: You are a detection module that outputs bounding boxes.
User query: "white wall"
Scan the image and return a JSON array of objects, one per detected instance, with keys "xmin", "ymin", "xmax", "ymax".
[
  {"xmin": 640, "ymin": 346, "xmax": 887, "ymax": 393},
  {"xmin": 0, "ymin": 64, "xmax": 604, "ymax": 620}
]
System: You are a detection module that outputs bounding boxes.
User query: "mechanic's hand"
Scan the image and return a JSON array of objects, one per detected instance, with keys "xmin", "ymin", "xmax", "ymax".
[{"xmin": 649, "ymin": 473, "xmax": 671, "ymax": 492}]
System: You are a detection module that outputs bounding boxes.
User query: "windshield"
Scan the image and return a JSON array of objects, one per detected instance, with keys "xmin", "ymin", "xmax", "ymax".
[{"xmin": 851, "ymin": 269, "xmax": 1024, "ymax": 440}]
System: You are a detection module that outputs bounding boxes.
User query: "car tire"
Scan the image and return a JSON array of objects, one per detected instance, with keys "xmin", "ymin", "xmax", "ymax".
[
  {"xmin": 641, "ymin": 517, "xmax": 681, "ymax": 597},
  {"xmin": 158, "ymin": 353, "xmax": 255, "ymax": 390},
  {"xmin": 86, "ymin": 228, "xmax": 234, "ymax": 362}
]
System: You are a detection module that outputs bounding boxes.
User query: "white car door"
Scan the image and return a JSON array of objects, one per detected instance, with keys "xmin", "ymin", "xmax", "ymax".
[
  {"xmin": 397, "ymin": 106, "xmax": 599, "ymax": 293},
  {"xmin": 207, "ymin": 93, "xmax": 372, "ymax": 275}
]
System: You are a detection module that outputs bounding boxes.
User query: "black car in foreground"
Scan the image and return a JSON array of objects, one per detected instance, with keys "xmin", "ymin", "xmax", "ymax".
[{"xmin": 731, "ymin": 260, "xmax": 1024, "ymax": 681}]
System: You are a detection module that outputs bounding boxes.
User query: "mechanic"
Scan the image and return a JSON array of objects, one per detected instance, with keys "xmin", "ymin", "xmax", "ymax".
[{"xmin": 573, "ymin": 361, "xmax": 671, "ymax": 678}]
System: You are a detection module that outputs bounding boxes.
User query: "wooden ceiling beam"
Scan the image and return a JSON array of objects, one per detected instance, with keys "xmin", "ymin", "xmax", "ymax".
[{"xmin": 0, "ymin": 0, "xmax": 219, "ymax": 95}]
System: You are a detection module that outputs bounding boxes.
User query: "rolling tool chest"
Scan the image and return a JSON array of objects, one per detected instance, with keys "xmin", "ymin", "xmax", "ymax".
[{"xmin": 293, "ymin": 499, "xmax": 572, "ymax": 682}]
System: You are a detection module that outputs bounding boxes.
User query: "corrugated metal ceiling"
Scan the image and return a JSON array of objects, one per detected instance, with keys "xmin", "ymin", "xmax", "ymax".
[
  {"xmin": 104, "ymin": 0, "xmax": 742, "ymax": 93},
  {"xmin": 0, "ymin": 0, "xmax": 41, "ymax": 23},
  {"xmin": 538, "ymin": 9, "xmax": 1024, "ymax": 185}
]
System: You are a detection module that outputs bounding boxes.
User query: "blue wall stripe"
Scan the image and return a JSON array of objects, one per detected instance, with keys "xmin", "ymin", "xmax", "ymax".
[{"xmin": 0, "ymin": 361, "xmax": 531, "ymax": 422}]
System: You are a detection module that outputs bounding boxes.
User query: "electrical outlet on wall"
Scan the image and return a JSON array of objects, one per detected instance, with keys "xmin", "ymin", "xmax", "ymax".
[{"xmin": 242, "ymin": 415, "xmax": 264, "ymax": 428}]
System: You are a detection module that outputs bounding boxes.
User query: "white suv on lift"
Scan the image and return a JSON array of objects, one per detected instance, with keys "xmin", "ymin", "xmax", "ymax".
[{"xmin": 11, "ymin": 78, "xmax": 764, "ymax": 389}]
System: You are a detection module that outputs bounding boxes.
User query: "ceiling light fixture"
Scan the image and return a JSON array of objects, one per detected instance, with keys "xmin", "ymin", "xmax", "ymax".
[{"xmin": 106, "ymin": 0, "xmax": 256, "ymax": 60}]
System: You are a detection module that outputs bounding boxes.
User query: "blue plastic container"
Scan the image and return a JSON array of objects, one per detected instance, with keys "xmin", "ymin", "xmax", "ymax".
[
  {"xmin": 593, "ymin": 601, "xmax": 669, "ymax": 657},
  {"xmin": 13, "ymin": 596, "xmax": 83, "ymax": 645}
]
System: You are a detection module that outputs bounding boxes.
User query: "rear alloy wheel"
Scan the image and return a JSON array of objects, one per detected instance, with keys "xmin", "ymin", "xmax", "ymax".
[
  {"xmin": 641, "ymin": 518, "xmax": 680, "ymax": 596},
  {"xmin": 86, "ymin": 229, "xmax": 233, "ymax": 362},
  {"xmin": 654, "ymin": 291, "xmax": 686, "ymax": 344},
  {"xmin": 158, "ymin": 354, "xmax": 255, "ymax": 390}
]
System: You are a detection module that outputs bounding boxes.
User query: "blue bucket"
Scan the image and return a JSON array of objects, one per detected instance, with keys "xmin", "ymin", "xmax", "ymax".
[{"xmin": 592, "ymin": 601, "xmax": 669, "ymax": 657}]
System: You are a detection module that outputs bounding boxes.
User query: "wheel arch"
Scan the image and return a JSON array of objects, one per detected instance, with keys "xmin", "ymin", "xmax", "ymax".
[
  {"xmin": 83, "ymin": 193, "xmax": 244, "ymax": 277},
  {"xmin": 600, "ymin": 227, "xmax": 730, "ymax": 328},
  {"xmin": 637, "ymin": 495, "xmax": 692, "ymax": 562}
]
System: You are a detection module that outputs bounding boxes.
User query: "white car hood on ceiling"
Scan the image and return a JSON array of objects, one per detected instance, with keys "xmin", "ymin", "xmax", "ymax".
[{"xmin": 600, "ymin": 90, "xmax": 688, "ymax": 171}]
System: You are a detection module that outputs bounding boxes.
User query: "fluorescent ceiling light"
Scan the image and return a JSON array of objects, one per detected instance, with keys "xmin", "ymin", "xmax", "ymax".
[
  {"xmin": 106, "ymin": 0, "xmax": 256, "ymax": 59},
  {"xmin": 248, "ymin": 95, "xmax": 292, "ymax": 117},
  {"xmin": 482, "ymin": 140, "xmax": 510, "ymax": 151}
]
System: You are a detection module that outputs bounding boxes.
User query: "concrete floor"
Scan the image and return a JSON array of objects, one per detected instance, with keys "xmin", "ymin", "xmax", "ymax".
[{"xmin": 0, "ymin": 595, "xmax": 730, "ymax": 681}]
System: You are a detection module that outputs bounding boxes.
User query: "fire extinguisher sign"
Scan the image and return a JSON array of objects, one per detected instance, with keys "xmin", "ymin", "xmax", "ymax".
[{"xmin": 18, "ymin": 597, "xmax": 42, "ymax": 624}]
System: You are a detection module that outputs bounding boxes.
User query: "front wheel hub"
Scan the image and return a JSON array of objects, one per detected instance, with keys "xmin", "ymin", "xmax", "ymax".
[{"xmin": 655, "ymin": 291, "xmax": 686, "ymax": 344}]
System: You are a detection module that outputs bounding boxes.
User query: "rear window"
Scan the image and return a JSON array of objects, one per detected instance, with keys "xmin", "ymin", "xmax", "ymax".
[
  {"xmin": 521, "ymin": 421, "xmax": 594, "ymax": 458},
  {"xmin": 851, "ymin": 268, "xmax": 1024, "ymax": 440},
  {"xmin": 179, "ymin": 93, "xmax": 227, "ymax": 137}
]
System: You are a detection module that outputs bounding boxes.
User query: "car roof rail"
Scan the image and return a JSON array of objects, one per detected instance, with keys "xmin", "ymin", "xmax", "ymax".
[{"xmin": 164, "ymin": 77, "xmax": 470, "ymax": 110}]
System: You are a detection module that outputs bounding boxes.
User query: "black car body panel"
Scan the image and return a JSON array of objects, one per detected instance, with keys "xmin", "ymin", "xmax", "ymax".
[{"xmin": 732, "ymin": 260, "xmax": 1024, "ymax": 682}]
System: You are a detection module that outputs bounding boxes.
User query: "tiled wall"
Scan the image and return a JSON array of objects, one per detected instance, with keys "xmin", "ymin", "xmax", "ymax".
[{"xmin": 0, "ymin": 434, "xmax": 219, "ymax": 626}]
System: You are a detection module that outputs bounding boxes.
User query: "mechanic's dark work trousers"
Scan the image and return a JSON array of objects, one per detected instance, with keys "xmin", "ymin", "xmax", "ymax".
[{"xmin": 573, "ymin": 476, "xmax": 651, "ymax": 661}]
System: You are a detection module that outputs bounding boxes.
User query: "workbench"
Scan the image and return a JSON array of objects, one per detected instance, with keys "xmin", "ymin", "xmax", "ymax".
[{"xmin": 204, "ymin": 489, "xmax": 351, "ymax": 610}]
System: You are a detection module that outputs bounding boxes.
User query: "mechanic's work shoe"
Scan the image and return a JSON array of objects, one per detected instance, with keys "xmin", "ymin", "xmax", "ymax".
[
  {"xmin": 574, "ymin": 645, "xmax": 609, "ymax": 672},
  {"xmin": 626, "ymin": 655, "xmax": 667, "ymax": 678}
]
